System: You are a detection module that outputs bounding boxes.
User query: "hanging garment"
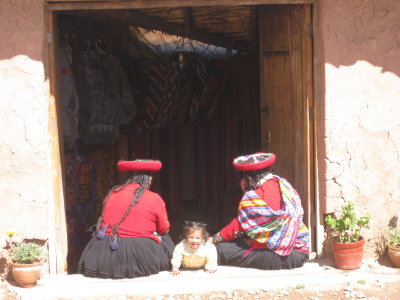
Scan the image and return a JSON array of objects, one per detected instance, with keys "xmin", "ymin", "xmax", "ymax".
[
  {"xmin": 152, "ymin": 53, "xmax": 196, "ymax": 129},
  {"xmin": 58, "ymin": 45, "xmax": 79, "ymax": 147},
  {"xmin": 70, "ymin": 43, "xmax": 137, "ymax": 145},
  {"xmin": 190, "ymin": 57, "xmax": 229, "ymax": 123},
  {"xmin": 64, "ymin": 145, "xmax": 115, "ymax": 274},
  {"xmin": 138, "ymin": 61, "xmax": 169, "ymax": 132}
]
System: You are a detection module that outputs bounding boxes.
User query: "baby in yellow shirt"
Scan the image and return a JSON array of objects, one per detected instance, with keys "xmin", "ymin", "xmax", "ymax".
[{"xmin": 171, "ymin": 221, "xmax": 218, "ymax": 275}]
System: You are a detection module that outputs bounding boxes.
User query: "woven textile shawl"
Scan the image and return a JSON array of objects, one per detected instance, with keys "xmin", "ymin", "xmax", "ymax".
[{"xmin": 238, "ymin": 175, "xmax": 309, "ymax": 256}]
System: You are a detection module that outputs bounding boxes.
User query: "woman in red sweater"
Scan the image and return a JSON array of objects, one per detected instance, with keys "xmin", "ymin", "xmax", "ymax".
[
  {"xmin": 78, "ymin": 159, "xmax": 174, "ymax": 278},
  {"xmin": 212, "ymin": 153, "xmax": 309, "ymax": 270}
]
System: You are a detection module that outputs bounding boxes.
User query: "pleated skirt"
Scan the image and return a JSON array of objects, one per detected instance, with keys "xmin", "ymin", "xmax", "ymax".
[
  {"xmin": 78, "ymin": 234, "xmax": 174, "ymax": 279},
  {"xmin": 217, "ymin": 239, "xmax": 309, "ymax": 270}
]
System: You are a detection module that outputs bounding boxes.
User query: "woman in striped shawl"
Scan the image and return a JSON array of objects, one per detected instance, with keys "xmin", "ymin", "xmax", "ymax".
[{"xmin": 211, "ymin": 153, "xmax": 309, "ymax": 270}]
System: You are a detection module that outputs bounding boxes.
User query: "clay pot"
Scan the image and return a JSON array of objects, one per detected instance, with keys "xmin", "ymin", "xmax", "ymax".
[
  {"xmin": 388, "ymin": 245, "xmax": 400, "ymax": 268},
  {"xmin": 330, "ymin": 237, "xmax": 365, "ymax": 270},
  {"xmin": 11, "ymin": 262, "xmax": 42, "ymax": 288}
]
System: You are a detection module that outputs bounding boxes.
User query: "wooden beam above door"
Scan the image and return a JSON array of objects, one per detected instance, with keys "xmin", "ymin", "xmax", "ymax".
[
  {"xmin": 58, "ymin": 10, "xmax": 254, "ymax": 52},
  {"xmin": 46, "ymin": 0, "xmax": 315, "ymax": 11}
]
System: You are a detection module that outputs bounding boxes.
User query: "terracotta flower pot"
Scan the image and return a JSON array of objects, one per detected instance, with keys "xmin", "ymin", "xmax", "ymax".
[
  {"xmin": 11, "ymin": 262, "xmax": 42, "ymax": 288},
  {"xmin": 388, "ymin": 245, "xmax": 400, "ymax": 268},
  {"xmin": 330, "ymin": 237, "xmax": 365, "ymax": 270}
]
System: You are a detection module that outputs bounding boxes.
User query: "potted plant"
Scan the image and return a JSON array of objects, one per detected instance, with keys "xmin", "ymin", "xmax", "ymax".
[
  {"xmin": 10, "ymin": 241, "xmax": 45, "ymax": 287},
  {"xmin": 325, "ymin": 201, "xmax": 370, "ymax": 270},
  {"xmin": 386, "ymin": 216, "xmax": 400, "ymax": 268}
]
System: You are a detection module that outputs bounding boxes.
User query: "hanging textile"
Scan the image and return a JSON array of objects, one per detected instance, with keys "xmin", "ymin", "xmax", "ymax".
[
  {"xmin": 58, "ymin": 45, "xmax": 79, "ymax": 148},
  {"xmin": 190, "ymin": 57, "xmax": 229, "ymax": 123},
  {"xmin": 69, "ymin": 40, "xmax": 137, "ymax": 145},
  {"xmin": 152, "ymin": 53, "xmax": 196, "ymax": 129},
  {"xmin": 64, "ymin": 145, "xmax": 115, "ymax": 273},
  {"xmin": 134, "ymin": 50, "xmax": 229, "ymax": 131},
  {"xmin": 138, "ymin": 61, "xmax": 169, "ymax": 132}
]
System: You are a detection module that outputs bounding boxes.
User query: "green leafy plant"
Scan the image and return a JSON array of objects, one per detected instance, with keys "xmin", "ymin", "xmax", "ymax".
[
  {"xmin": 10, "ymin": 242, "xmax": 45, "ymax": 264},
  {"xmin": 325, "ymin": 201, "xmax": 370, "ymax": 243},
  {"xmin": 386, "ymin": 216, "xmax": 400, "ymax": 248},
  {"xmin": 387, "ymin": 229, "xmax": 400, "ymax": 247}
]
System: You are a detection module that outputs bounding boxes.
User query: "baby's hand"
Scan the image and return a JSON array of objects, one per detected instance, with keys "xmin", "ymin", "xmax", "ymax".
[
  {"xmin": 205, "ymin": 269, "xmax": 216, "ymax": 273},
  {"xmin": 170, "ymin": 270, "xmax": 180, "ymax": 276}
]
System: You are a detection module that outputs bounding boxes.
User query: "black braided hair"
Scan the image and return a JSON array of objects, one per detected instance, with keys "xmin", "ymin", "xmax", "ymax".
[
  {"xmin": 182, "ymin": 221, "xmax": 210, "ymax": 243},
  {"xmin": 245, "ymin": 166, "xmax": 273, "ymax": 190},
  {"xmin": 93, "ymin": 172, "xmax": 152, "ymax": 244},
  {"xmin": 110, "ymin": 172, "xmax": 151, "ymax": 236}
]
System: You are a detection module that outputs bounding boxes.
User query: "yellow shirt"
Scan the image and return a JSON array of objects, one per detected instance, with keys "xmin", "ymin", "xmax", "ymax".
[{"xmin": 171, "ymin": 240, "xmax": 218, "ymax": 271}]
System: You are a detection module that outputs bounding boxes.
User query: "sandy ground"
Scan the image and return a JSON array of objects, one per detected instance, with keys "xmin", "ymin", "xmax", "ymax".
[{"xmin": 147, "ymin": 281, "xmax": 400, "ymax": 300}]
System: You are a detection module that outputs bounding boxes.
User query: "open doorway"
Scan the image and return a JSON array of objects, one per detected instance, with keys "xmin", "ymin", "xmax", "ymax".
[{"xmin": 51, "ymin": 3, "xmax": 314, "ymax": 274}]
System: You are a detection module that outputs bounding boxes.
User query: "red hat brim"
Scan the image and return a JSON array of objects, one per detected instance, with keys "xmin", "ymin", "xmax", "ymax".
[
  {"xmin": 117, "ymin": 160, "xmax": 162, "ymax": 172},
  {"xmin": 232, "ymin": 153, "xmax": 276, "ymax": 171}
]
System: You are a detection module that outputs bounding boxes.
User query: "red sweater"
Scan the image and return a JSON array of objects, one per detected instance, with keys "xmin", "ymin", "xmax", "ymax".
[
  {"xmin": 219, "ymin": 177, "xmax": 283, "ymax": 248},
  {"xmin": 101, "ymin": 183, "xmax": 170, "ymax": 242}
]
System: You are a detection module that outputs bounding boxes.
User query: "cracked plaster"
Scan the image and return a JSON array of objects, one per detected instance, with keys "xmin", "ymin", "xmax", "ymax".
[{"xmin": 321, "ymin": 0, "xmax": 400, "ymax": 257}]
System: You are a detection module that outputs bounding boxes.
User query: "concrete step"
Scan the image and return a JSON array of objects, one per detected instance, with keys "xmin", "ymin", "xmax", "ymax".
[{"xmin": 4, "ymin": 258, "xmax": 400, "ymax": 300}]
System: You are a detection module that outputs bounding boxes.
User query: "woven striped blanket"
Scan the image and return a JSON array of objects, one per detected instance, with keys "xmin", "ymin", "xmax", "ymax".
[{"xmin": 238, "ymin": 176, "xmax": 309, "ymax": 256}]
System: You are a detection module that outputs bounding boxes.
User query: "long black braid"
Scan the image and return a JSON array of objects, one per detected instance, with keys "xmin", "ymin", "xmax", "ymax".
[
  {"xmin": 245, "ymin": 166, "xmax": 273, "ymax": 190},
  {"xmin": 93, "ymin": 171, "xmax": 152, "ymax": 250}
]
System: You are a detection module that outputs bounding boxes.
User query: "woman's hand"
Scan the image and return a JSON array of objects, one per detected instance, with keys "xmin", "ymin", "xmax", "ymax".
[{"xmin": 207, "ymin": 237, "xmax": 215, "ymax": 244}]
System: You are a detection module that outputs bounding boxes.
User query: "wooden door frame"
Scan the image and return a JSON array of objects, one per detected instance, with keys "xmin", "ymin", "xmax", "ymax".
[{"xmin": 45, "ymin": 0, "xmax": 321, "ymax": 274}]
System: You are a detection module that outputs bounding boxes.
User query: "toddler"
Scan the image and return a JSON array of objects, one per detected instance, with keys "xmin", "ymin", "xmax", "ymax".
[{"xmin": 171, "ymin": 221, "xmax": 218, "ymax": 275}]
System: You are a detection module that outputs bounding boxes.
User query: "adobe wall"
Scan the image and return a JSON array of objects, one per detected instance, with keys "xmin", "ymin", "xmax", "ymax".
[
  {"xmin": 317, "ymin": 0, "xmax": 400, "ymax": 257},
  {"xmin": 0, "ymin": 0, "xmax": 399, "ymax": 278},
  {"xmin": 0, "ymin": 0, "xmax": 51, "ymax": 277}
]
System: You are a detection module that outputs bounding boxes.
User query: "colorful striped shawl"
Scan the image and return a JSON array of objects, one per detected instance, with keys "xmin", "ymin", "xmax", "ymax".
[{"xmin": 238, "ymin": 175, "xmax": 309, "ymax": 256}]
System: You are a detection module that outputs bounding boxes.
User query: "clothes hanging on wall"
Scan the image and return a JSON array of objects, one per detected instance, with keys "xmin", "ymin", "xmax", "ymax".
[
  {"xmin": 134, "ymin": 52, "xmax": 229, "ymax": 133},
  {"xmin": 58, "ymin": 45, "xmax": 80, "ymax": 148},
  {"xmin": 64, "ymin": 145, "xmax": 115, "ymax": 273},
  {"xmin": 68, "ymin": 39, "xmax": 138, "ymax": 146},
  {"xmin": 189, "ymin": 57, "xmax": 230, "ymax": 123}
]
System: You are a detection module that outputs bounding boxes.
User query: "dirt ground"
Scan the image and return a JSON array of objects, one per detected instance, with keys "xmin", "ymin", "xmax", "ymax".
[
  {"xmin": 136, "ymin": 281, "xmax": 400, "ymax": 300},
  {"xmin": 1, "ymin": 278, "xmax": 399, "ymax": 299}
]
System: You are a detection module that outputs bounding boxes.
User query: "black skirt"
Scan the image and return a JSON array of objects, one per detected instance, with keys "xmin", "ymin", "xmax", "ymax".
[
  {"xmin": 78, "ymin": 234, "xmax": 174, "ymax": 279},
  {"xmin": 217, "ymin": 239, "xmax": 308, "ymax": 270}
]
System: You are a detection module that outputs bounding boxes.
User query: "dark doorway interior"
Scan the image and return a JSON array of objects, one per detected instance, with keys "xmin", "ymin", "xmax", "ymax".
[{"xmin": 56, "ymin": 10, "xmax": 261, "ymax": 274}]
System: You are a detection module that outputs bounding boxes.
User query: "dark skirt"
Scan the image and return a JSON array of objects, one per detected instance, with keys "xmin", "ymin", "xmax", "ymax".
[
  {"xmin": 78, "ymin": 234, "xmax": 174, "ymax": 279},
  {"xmin": 217, "ymin": 239, "xmax": 309, "ymax": 270}
]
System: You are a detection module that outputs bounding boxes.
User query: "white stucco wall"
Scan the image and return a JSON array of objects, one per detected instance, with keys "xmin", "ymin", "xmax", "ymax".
[
  {"xmin": 318, "ymin": 0, "xmax": 400, "ymax": 256},
  {"xmin": 0, "ymin": 1, "xmax": 52, "ymax": 247}
]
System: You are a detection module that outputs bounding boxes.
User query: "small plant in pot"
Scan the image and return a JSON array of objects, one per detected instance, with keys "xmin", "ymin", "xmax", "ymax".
[
  {"xmin": 325, "ymin": 201, "xmax": 370, "ymax": 270},
  {"xmin": 386, "ymin": 216, "xmax": 400, "ymax": 268},
  {"xmin": 10, "ymin": 241, "xmax": 45, "ymax": 288}
]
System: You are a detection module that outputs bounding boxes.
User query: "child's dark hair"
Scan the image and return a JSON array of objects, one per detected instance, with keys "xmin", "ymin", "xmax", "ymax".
[{"xmin": 182, "ymin": 221, "xmax": 209, "ymax": 242}]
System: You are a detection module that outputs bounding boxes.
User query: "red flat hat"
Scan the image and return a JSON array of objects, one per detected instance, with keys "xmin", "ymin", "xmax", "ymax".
[
  {"xmin": 232, "ymin": 153, "xmax": 276, "ymax": 171},
  {"xmin": 117, "ymin": 159, "xmax": 162, "ymax": 172}
]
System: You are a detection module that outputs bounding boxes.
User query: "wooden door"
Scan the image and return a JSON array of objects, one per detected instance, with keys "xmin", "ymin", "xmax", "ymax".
[{"xmin": 259, "ymin": 4, "xmax": 314, "ymax": 232}]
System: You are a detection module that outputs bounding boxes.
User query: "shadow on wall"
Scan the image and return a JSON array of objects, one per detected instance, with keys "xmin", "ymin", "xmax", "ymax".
[
  {"xmin": 316, "ymin": 0, "xmax": 400, "ymax": 213},
  {"xmin": 320, "ymin": 0, "xmax": 400, "ymax": 75},
  {"xmin": 1, "ymin": 1, "xmax": 399, "ymax": 74},
  {"xmin": 0, "ymin": 1, "xmax": 45, "ymax": 62}
]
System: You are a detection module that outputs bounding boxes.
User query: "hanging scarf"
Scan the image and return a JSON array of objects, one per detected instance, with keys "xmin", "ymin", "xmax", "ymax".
[{"xmin": 238, "ymin": 175, "xmax": 309, "ymax": 256}]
